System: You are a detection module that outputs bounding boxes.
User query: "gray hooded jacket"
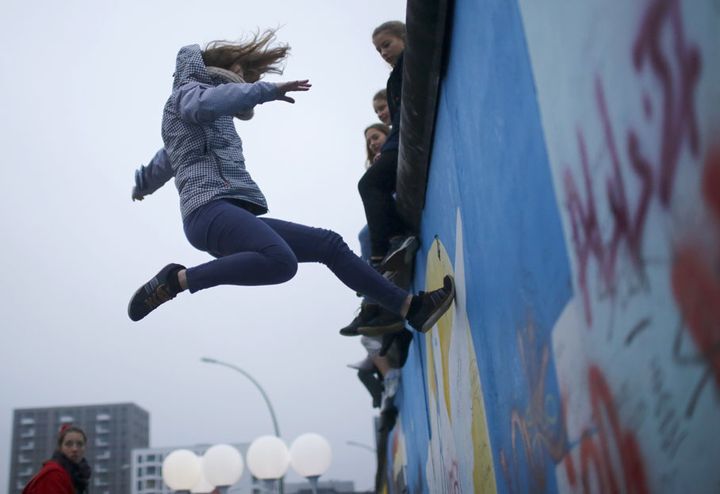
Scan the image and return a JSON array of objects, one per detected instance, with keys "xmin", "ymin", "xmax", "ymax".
[{"xmin": 135, "ymin": 44, "xmax": 281, "ymax": 219}]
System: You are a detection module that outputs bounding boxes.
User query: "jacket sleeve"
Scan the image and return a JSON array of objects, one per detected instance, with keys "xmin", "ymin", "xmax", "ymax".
[
  {"xmin": 135, "ymin": 148, "xmax": 174, "ymax": 197},
  {"xmin": 175, "ymin": 81, "xmax": 279, "ymax": 124},
  {"xmin": 23, "ymin": 470, "xmax": 74, "ymax": 494}
]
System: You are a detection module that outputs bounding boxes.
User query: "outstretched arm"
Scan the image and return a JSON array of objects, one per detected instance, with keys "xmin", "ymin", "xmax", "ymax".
[
  {"xmin": 175, "ymin": 80, "xmax": 311, "ymax": 124},
  {"xmin": 132, "ymin": 148, "xmax": 174, "ymax": 201},
  {"xmin": 273, "ymin": 79, "xmax": 312, "ymax": 103}
]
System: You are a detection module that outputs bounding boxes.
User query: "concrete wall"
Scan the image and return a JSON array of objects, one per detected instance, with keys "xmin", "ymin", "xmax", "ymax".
[{"xmin": 386, "ymin": 1, "xmax": 720, "ymax": 492}]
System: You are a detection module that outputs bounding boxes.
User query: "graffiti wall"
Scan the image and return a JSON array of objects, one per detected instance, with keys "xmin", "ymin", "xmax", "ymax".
[{"xmin": 387, "ymin": 0, "xmax": 720, "ymax": 493}]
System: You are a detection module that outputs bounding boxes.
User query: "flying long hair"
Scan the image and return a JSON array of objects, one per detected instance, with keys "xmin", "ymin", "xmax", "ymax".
[{"xmin": 202, "ymin": 28, "xmax": 290, "ymax": 83}]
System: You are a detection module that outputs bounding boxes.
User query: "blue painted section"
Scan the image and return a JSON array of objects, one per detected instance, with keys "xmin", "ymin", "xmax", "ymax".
[
  {"xmin": 395, "ymin": 0, "xmax": 573, "ymax": 492},
  {"xmin": 396, "ymin": 351, "xmax": 431, "ymax": 494}
]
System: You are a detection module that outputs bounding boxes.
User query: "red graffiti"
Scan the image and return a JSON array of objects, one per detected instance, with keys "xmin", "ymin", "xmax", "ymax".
[
  {"xmin": 563, "ymin": 365, "xmax": 649, "ymax": 494},
  {"xmin": 565, "ymin": 81, "xmax": 654, "ymax": 324},
  {"xmin": 702, "ymin": 150, "xmax": 720, "ymax": 220},
  {"xmin": 564, "ymin": 0, "xmax": 702, "ymax": 325},
  {"xmin": 671, "ymin": 148, "xmax": 720, "ymax": 388},
  {"xmin": 633, "ymin": 0, "xmax": 701, "ymax": 206}
]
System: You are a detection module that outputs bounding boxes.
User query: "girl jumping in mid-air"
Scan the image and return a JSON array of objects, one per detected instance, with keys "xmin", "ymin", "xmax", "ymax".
[{"xmin": 128, "ymin": 29, "xmax": 454, "ymax": 334}]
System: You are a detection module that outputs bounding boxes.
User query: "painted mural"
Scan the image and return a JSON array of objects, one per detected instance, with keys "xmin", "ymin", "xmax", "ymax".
[
  {"xmin": 520, "ymin": 0, "xmax": 720, "ymax": 492},
  {"xmin": 422, "ymin": 213, "xmax": 496, "ymax": 493},
  {"xmin": 384, "ymin": 0, "xmax": 719, "ymax": 493}
]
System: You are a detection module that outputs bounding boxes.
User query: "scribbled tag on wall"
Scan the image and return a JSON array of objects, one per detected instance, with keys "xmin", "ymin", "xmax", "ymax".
[{"xmin": 519, "ymin": 1, "xmax": 720, "ymax": 492}]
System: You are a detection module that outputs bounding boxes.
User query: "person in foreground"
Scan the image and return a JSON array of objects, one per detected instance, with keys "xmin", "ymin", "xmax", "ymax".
[
  {"xmin": 23, "ymin": 424, "xmax": 91, "ymax": 494},
  {"xmin": 127, "ymin": 30, "xmax": 455, "ymax": 333}
]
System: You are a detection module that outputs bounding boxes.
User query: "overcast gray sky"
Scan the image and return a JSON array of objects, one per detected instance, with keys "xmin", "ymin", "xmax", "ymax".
[{"xmin": 0, "ymin": 0, "xmax": 406, "ymax": 490}]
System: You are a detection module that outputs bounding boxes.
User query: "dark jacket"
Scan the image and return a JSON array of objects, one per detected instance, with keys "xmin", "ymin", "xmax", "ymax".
[{"xmin": 381, "ymin": 52, "xmax": 404, "ymax": 152}]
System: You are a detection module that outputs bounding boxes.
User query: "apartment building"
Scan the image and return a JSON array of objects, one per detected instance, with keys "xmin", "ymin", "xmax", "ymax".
[{"xmin": 9, "ymin": 402, "xmax": 149, "ymax": 494}]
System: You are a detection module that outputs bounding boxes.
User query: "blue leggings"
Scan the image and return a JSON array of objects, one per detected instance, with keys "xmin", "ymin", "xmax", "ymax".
[{"xmin": 182, "ymin": 199, "xmax": 408, "ymax": 314}]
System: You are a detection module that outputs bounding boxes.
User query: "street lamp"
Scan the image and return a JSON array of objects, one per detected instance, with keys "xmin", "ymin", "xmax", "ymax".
[
  {"xmin": 290, "ymin": 433, "xmax": 332, "ymax": 494},
  {"xmin": 200, "ymin": 357, "xmax": 280, "ymax": 437},
  {"xmin": 246, "ymin": 435, "xmax": 290, "ymax": 494},
  {"xmin": 200, "ymin": 357, "xmax": 284, "ymax": 493}
]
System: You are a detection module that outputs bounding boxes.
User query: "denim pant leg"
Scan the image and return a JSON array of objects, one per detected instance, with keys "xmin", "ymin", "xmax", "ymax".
[
  {"xmin": 358, "ymin": 224, "xmax": 371, "ymax": 262},
  {"xmin": 182, "ymin": 200, "xmax": 298, "ymax": 292},
  {"xmin": 260, "ymin": 218, "xmax": 408, "ymax": 314},
  {"xmin": 358, "ymin": 224, "xmax": 376, "ymax": 305}
]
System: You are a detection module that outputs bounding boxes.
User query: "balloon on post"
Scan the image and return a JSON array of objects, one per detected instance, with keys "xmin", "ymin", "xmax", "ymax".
[
  {"xmin": 290, "ymin": 433, "xmax": 332, "ymax": 494},
  {"xmin": 203, "ymin": 444, "xmax": 244, "ymax": 488},
  {"xmin": 162, "ymin": 449, "xmax": 202, "ymax": 492},
  {"xmin": 189, "ymin": 464, "xmax": 214, "ymax": 494},
  {"xmin": 246, "ymin": 435, "xmax": 290, "ymax": 480}
]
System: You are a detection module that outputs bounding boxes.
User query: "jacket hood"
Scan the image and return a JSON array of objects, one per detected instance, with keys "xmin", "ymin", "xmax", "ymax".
[{"xmin": 173, "ymin": 44, "xmax": 213, "ymax": 89}]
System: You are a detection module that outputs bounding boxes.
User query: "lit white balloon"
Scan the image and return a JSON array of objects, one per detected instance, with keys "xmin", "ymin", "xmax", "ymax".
[
  {"xmin": 162, "ymin": 449, "xmax": 201, "ymax": 491},
  {"xmin": 203, "ymin": 444, "xmax": 244, "ymax": 487},
  {"xmin": 246, "ymin": 436, "xmax": 290, "ymax": 480},
  {"xmin": 289, "ymin": 433, "xmax": 332, "ymax": 478},
  {"xmin": 189, "ymin": 464, "xmax": 214, "ymax": 494}
]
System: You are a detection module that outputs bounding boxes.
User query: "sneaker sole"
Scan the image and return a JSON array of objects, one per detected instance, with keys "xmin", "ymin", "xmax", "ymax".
[
  {"xmin": 357, "ymin": 321, "xmax": 406, "ymax": 337},
  {"xmin": 381, "ymin": 237, "xmax": 419, "ymax": 271},
  {"xmin": 127, "ymin": 263, "xmax": 185, "ymax": 322},
  {"xmin": 418, "ymin": 276, "xmax": 456, "ymax": 333},
  {"xmin": 339, "ymin": 327, "xmax": 360, "ymax": 337},
  {"xmin": 127, "ymin": 285, "xmax": 152, "ymax": 322}
]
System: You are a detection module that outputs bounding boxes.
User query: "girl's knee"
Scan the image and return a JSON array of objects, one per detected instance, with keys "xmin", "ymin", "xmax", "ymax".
[
  {"xmin": 276, "ymin": 259, "xmax": 298, "ymax": 283},
  {"xmin": 266, "ymin": 248, "xmax": 298, "ymax": 283},
  {"xmin": 323, "ymin": 229, "xmax": 345, "ymax": 248}
]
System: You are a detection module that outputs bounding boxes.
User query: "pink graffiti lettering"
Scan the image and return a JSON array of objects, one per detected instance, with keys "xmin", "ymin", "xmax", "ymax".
[
  {"xmin": 633, "ymin": 0, "xmax": 701, "ymax": 206},
  {"xmin": 564, "ymin": 0, "xmax": 701, "ymax": 325}
]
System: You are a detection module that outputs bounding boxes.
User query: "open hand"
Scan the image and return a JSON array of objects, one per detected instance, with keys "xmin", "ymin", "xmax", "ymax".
[{"xmin": 274, "ymin": 79, "xmax": 311, "ymax": 103}]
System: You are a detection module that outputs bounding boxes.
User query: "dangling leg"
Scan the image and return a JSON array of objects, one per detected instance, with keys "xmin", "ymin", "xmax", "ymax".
[
  {"xmin": 260, "ymin": 217, "xmax": 409, "ymax": 314},
  {"xmin": 128, "ymin": 200, "xmax": 298, "ymax": 321},
  {"xmin": 357, "ymin": 150, "xmax": 407, "ymax": 262},
  {"xmin": 260, "ymin": 218, "xmax": 457, "ymax": 334}
]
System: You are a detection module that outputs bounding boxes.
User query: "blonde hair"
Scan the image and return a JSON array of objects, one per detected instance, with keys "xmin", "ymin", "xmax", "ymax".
[
  {"xmin": 372, "ymin": 21, "xmax": 406, "ymax": 42},
  {"xmin": 203, "ymin": 29, "xmax": 289, "ymax": 83},
  {"xmin": 373, "ymin": 89, "xmax": 387, "ymax": 103}
]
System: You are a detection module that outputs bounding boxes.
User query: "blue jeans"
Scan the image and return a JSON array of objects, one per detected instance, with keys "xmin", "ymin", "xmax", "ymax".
[{"xmin": 182, "ymin": 199, "xmax": 408, "ymax": 313}]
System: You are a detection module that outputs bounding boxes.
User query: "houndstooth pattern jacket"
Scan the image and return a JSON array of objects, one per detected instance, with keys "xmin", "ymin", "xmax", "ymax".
[{"xmin": 135, "ymin": 44, "xmax": 280, "ymax": 219}]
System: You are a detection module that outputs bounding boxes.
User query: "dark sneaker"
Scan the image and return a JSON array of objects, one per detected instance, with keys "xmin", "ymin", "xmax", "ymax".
[
  {"xmin": 340, "ymin": 303, "xmax": 379, "ymax": 336},
  {"xmin": 357, "ymin": 309, "xmax": 405, "ymax": 337},
  {"xmin": 381, "ymin": 235, "xmax": 419, "ymax": 271},
  {"xmin": 407, "ymin": 275, "xmax": 456, "ymax": 333},
  {"xmin": 128, "ymin": 263, "xmax": 185, "ymax": 321}
]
